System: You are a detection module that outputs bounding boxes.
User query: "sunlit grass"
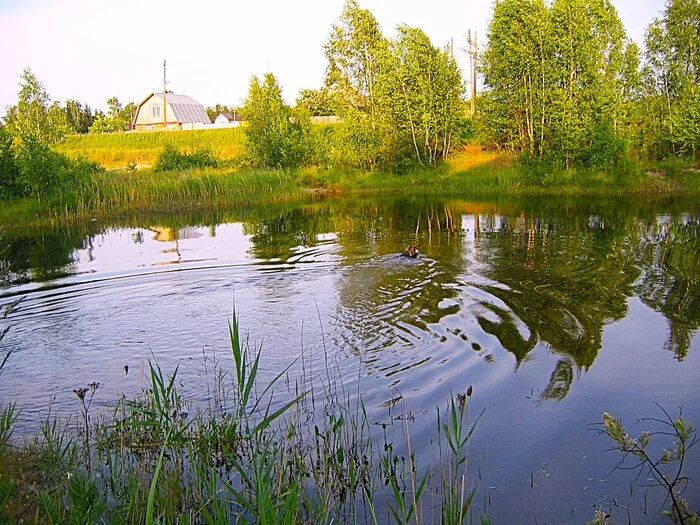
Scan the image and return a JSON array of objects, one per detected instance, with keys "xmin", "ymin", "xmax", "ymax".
[{"xmin": 57, "ymin": 127, "xmax": 245, "ymax": 169}]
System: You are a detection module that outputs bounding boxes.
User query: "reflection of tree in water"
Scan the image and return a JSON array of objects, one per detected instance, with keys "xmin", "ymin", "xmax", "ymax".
[
  {"xmin": 474, "ymin": 213, "xmax": 639, "ymax": 398},
  {"xmin": 0, "ymin": 224, "xmax": 101, "ymax": 285},
  {"xmin": 632, "ymin": 213, "xmax": 700, "ymax": 361},
  {"xmin": 243, "ymin": 206, "xmax": 336, "ymax": 261},
  {"xmin": 329, "ymin": 199, "xmax": 466, "ymax": 370},
  {"xmin": 540, "ymin": 357, "xmax": 576, "ymax": 401}
]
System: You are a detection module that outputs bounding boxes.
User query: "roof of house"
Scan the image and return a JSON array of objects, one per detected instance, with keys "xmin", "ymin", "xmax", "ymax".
[
  {"xmin": 137, "ymin": 92, "xmax": 211, "ymax": 124},
  {"xmin": 217, "ymin": 112, "xmax": 239, "ymax": 121}
]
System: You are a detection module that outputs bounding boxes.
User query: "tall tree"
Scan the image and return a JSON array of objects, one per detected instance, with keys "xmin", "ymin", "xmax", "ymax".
[
  {"xmin": 242, "ymin": 73, "xmax": 311, "ymax": 168},
  {"xmin": 480, "ymin": 0, "xmax": 629, "ymax": 168},
  {"xmin": 380, "ymin": 26, "xmax": 463, "ymax": 165},
  {"xmin": 644, "ymin": 0, "xmax": 700, "ymax": 159},
  {"xmin": 89, "ymin": 97, "xmax": 136, "ymax": 133},
  {"xmin": 295, "ymin": 88, "xmax": 339, "ymax": 116},
  {"xmin": 64, "ymin": 100, "xmax": 94, "ymax": 134},
  {"xmin": 3, "ymin": 68, "xmax": 70, "ymax": 145},
  {"xmin": 325, "ymin": 0, "xmax": 387, "ymax": 114},
  {"xmin": 324, "ymin": 1, "xmax": 463, "ymax": 169},
  {"xmin": 549, "ymin": 0, "xmax": 626, "ymax": 168},
  {"xmin": 324, "ymin": 0, "xmax": 392, "ymax": 168},
  {"xmin": 480, "ymin": 0, "xmax": 553, "ymax": 158}
]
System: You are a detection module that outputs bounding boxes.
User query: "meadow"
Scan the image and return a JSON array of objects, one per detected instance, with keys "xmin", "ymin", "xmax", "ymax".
[{"xmin": 56, "ymin": 127, "xmax": 246, "ymax": 169}]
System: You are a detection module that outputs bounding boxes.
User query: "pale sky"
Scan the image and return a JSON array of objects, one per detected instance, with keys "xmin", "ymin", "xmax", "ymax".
[{"xmin": 0, "ymin": 0, "xmax": 666, "ymax": 115}]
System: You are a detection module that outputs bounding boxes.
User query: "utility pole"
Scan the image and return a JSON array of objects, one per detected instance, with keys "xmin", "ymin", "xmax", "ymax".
[
  {"xmin": 468, "ymin": 31, "xmax": 477, "ymax": 116},
  {"xmin": 472, "ymin": 31, "xmax": 477, "ymax": 116},
  {"xmin": 163, "ymin": 59, "xmax": 167, "ymax": 129}
]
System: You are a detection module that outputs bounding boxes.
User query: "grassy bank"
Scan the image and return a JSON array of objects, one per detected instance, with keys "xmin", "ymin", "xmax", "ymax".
[
  {"xmin": 0, "ymin": 312, "xmax": 487, "ymax": 524},
  {"xmin": 4, "ymin": 139, "xmax": 700, "ymax": 230},
  {"xmin": 323, "ymin": 147, "xmax": 700, "ymax": 197},
  {"xmin": 0, "ymin": 167, "xmax": 308, "ymax": 228}
]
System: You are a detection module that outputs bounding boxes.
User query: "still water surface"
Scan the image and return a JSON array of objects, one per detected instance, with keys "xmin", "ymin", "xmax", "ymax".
[{"xmin": 1, "ymin": 195, "xmax": 699, "ymax": 523}]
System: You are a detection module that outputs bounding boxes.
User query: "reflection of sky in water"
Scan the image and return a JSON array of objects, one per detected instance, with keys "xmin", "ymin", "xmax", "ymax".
[
  {"xmin": 0, "ymin": 199, "xmax": 698, "ymax": 525},
  {"xmin": 72, "ymin": 223, "xmax": 254, "ymax": 279}
]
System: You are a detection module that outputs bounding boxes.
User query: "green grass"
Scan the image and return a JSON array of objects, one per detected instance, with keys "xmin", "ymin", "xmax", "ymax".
[
  {"xmin": 0, "ymin": 310, "xmax": 486, "ymax": 524},
  {"xmin": 0, "ymin": 167, "xmax": 308, "ymax": 228},
  {"xmin": 57, "ymin": 127, "xmax": 245, "ymax": 169},
  {"xmin": 329, "ymin": 152, "xmax": 700, "ymax": 198}
]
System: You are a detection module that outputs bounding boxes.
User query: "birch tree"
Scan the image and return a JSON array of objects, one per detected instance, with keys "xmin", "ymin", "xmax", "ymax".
[
  {"xmin": 480, "ymin": 0, "xmax": 552, "ymax": 158},
  {"xmin": 3, "ymin": 68, "xmax": 70, "ymax": 145},
  {"xmin": 644, "ymin": 0, "xmax": 700, "ymax": 159},
  {"xmin": 324, "ymin": 1, "xmax": 463, "ymax": 169},
  {"xmin": 380, "ymin": 26, "xmax": 463, "ymax": 166},
  {"xmin": 242, "ymin": 73, "xmax": 311, "ymax": 168},
  {"xmin": 480, "ymin": 0, "xmax": 628, "ymax": 168}
]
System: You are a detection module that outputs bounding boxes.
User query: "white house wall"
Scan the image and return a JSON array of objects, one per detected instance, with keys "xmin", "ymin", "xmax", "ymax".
[{"xmin": 134, "ymin": 95, "xmax": 179, "ymax": 126}]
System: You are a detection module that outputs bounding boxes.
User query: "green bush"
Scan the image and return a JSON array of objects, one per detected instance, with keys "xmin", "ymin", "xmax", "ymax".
[
  {"xmin": 454, "ymin": 116, "xmax": 476, "ymax": 143},
  {"xmin": 587, "ymin": 121, "xmax": 626, "ymax": 169},
  {"xmin": 242, "ymin": 73, "xmax": 312, "ymax": 169},
  {"xmin": 0, "ymin": 136, "xmax": 103, "ymax": 198},
  {"xmin": 0, "ymin": 128, "xmax": 19, "ymax": 199},
  {"xmin": 153, "ymin": 144, "xmax": 220, "ymax": 172}
]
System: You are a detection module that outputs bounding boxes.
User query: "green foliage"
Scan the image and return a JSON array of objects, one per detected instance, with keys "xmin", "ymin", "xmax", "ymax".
[
  {"xmin": 480, "ymin": 0, "xmax": 633, "ymax": 168},
  {"xmin": 88, "ymin": 97, "xmax": 136, "ymax": 134},
  {"xmin": 2, "ymin": 69, "xmax": 71, "ymax": 146},
  {"xmin": 0, "ymin": 404, "xmax": 18, "ymax": 452},
  {"xmin": 295, "ymin": 87, "xmax": 340, "ymax": 116},
  {"xmin": 0, "ymin": 129, "xmax": 19, "ymax": 200},
  {"xmin": 324, "ymin": 1, "xmax": 463, "ymax": 170},
  {"xmin": 153, "ymin": 143, "xmax": 220, "ymax": 172},
  {"xmin": 66, "ymin": 473, "xmax": 106, "ymax": 524},
  {"xmin": 0, "ymin": 70, "xmax": 103, "ymax": 199},
  {"xmin": 437, "ymin": 398, "xmax": 484, "ymax": 524},
  {"xmin": 6, "ymin": 139, "xmax": 102, "ymax": 198},
  {"xmin": 242, "ymin": 73, "xmax": 312, "ymax": 168},
  {"xmin": 380, "ymin": 25, "xmax": 464, "ymax": 167},
  {"xmin": 600, "ymin": 407, "xmax": 699, "ymax": 524},
  {"xmin": 587, "ymin": 120, "xmax": 626, "ymax": 168},
  {"xmin": 64, "ymin": 100, "xmax": 95, "ymax": 134},
  {"xmin": 477, "ymin": 0, "xmax": 700, "ymax": 165}
]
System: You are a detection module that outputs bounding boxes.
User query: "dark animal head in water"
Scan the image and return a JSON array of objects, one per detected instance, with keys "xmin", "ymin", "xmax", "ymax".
[{"xmin": 402, "ymin": 245, "xmax": 419, "ymax": 257}]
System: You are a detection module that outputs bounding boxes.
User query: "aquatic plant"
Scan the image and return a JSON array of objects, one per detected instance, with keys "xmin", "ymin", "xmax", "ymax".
[
  {"xmin": 598, "ymin": 405, "xmax": 699, "ymax": 525},
  {"xmin": 0, "ymin": 309, "xmax": 488, "ymax": 523}
]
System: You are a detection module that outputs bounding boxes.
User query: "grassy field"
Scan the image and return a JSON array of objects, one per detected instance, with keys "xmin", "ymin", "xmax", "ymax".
[{"xmin": 57, "ymin": 127, "xmax": 245, "ymax": 169}]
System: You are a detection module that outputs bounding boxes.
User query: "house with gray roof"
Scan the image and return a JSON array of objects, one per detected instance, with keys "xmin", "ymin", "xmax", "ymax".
[{"xmin": 132, "ymin": 92, "xmax": 211, "ymax": 131}]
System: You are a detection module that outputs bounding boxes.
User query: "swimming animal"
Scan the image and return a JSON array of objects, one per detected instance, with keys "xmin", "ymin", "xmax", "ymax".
[{"xmin": 401, "ymin": 245, "xmax": 419, "ymax": 258}]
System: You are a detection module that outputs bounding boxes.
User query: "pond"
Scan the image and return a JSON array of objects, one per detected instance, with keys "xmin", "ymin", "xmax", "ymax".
[{"xmin": 1, "ymin": 194, "xmax": 699, "ymax": 523}]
